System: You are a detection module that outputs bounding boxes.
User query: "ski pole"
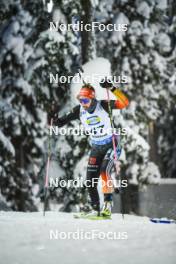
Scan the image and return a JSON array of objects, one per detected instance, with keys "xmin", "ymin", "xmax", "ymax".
[
  {"xmin": 43, "ymin": 118, "xmax": 53, "ymax": 216},
  {"xmin": 106, "ymin": 88, "xmax": 124, "ymax": 219},
  {"xmin": 78, "ymin": 67, "xmax": 86, "ymax": 85}
]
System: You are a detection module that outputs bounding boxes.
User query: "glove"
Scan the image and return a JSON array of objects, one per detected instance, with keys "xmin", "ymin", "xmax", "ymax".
[
  {"xmin": 48, "ymin": 113, "xmax": 65, "ymax": 127},
  {"xmin": 48, "ymin": 112, "xmax": 58, "ymax": 125},
  {"xmin": 100, "ymin": 77, "xmax": 113, "ymax": 89},
  {"xmin": 47, "ymin": 101, "xmax": 59, "ymax": 125}
]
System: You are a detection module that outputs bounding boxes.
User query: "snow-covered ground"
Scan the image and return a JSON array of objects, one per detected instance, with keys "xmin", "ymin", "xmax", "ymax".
[{"xmin": 0, "ymin": 212, "xmax": 176, "ymax": 264}]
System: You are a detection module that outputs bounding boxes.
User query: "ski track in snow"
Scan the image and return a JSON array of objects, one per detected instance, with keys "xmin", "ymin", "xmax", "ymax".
[{"xmin": 0, "ymin": 212, "xmax": 175, "ymax": 264}]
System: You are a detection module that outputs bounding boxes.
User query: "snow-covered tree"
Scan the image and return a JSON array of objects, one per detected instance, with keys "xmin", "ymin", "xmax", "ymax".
[
  {"xmin": 1, "ymin": 0, "xmax": 175, "ymax": 213},
  {"xmin": 34, "ymin": 0, "xmax": 90, "ymax": 212},
  {"xmin": 0, "ymin": 0, "xmax": 48, "ymax": 210},
  {"xmin": 95, "ymin": 0, "xmax": 176, "ymax": 184}
]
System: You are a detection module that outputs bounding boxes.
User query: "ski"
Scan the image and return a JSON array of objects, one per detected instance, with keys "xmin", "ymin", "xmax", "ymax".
[
  {"xmin": 150, "ymin": 218, "xmax": 176, "ymax": 224},
  {"xmin": 73, "ymin": 213, "xmax": 111, "ymax": 220}
]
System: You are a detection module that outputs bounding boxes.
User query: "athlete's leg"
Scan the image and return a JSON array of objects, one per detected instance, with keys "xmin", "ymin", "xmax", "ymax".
[
  {"xmin": 100, "ymin": 147, "xmax": 119, "ymax": 216},
  {"xmin": 100, "ymin": 144, "xmax": 122, "ymax": 201},
  {"xmin": 100, "ymin": 148, "xmax": 114, "ymax": 200},
  {"xmin": 86, "ymin": 146, "xmax": 104, "ymax": 211}
]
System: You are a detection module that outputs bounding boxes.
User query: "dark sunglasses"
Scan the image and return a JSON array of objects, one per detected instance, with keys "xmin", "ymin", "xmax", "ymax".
[{"xmin": 79, "ymin": 98, "xmax": 91, "ymax": 104}]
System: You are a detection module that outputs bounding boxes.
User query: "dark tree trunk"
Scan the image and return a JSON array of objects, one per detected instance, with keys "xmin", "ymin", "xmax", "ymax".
[
  {"xmin": 80, "ymin": 0, "xmax": 95, "ymax": 64},
  {"xmin": 148, "ymin": 121, "xmax": 158, "ymax": 165}
]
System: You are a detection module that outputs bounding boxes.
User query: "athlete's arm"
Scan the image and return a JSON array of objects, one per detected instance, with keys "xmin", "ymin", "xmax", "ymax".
[
  {"xmin": 101, "ymin": 88, "xmax": 129, "ymax": 111},
  {"xmin": 53, "ymin": 105, "xmax": 80, "ymax": 127},
  {"xmin": 100, "ymin": 78, "xmax": 129, "ymax": 109},
  {"xmin": 110, "ymin": 87, "xmax": 129, "ymax": 109}
]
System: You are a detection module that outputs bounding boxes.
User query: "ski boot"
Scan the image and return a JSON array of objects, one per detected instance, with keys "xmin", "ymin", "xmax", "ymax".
[
  {"xmin": 74, "ymin": 204, "xmax": 100, "ymax": 219},
  {"xmin": 101, "ymin": 201, "xmax": 112, "ymax": 217},
  {"xmin": 83, "ymin": 204, "xmax": 100, "ymax": 217}
]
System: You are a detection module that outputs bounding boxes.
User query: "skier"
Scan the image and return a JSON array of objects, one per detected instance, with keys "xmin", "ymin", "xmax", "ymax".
[{"xmin": 49, "ymin": 79, "xmax": 129, "ymax": 218}]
